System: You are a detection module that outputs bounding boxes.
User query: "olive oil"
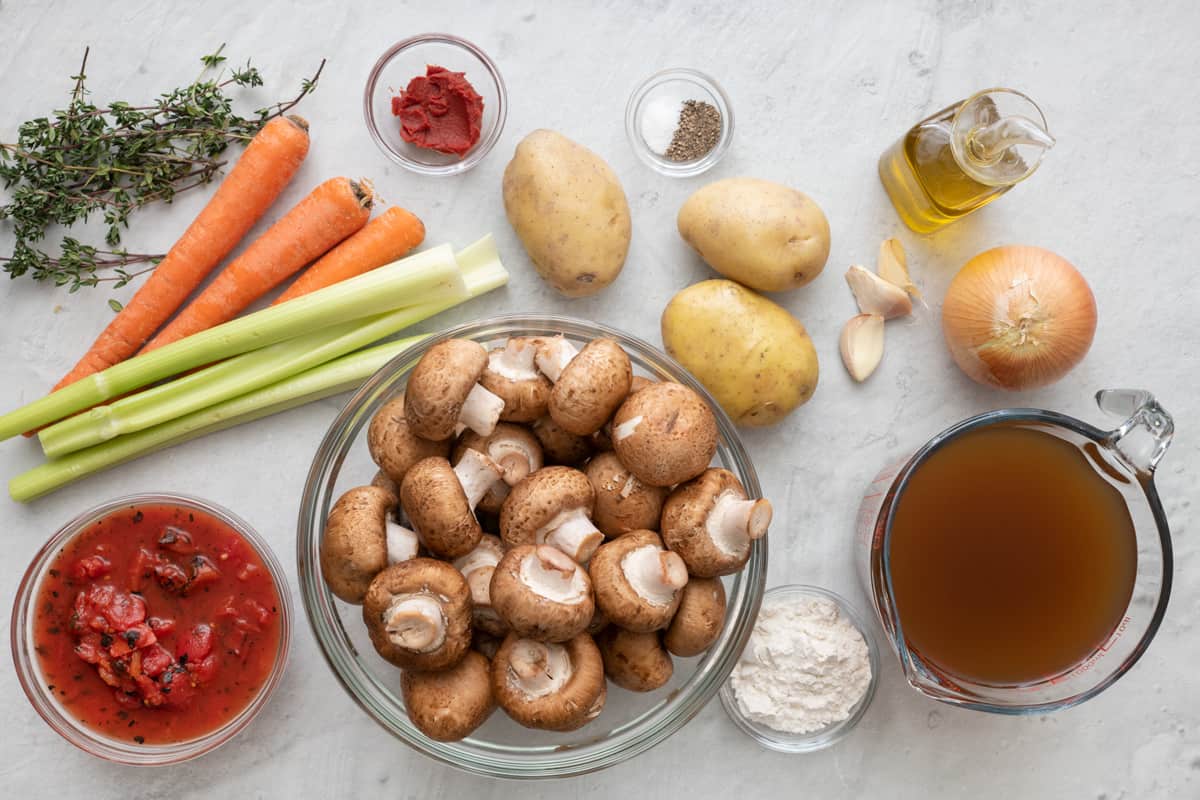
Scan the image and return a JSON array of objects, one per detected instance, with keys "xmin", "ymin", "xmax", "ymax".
[{"xmin": 887, "ymin": 423, "xmax": 1137, "ymax": 686}]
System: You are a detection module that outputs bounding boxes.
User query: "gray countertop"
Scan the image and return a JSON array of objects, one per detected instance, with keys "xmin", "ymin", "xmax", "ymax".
[{"xmin": 2, "ymin": 1, "xmax": 1197, "ymax": 797}]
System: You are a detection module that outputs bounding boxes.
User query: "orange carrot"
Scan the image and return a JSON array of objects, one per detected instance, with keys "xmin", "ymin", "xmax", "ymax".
[
  {"xmin": 271, "ymin": 206, "xmax": 425, "ymax": 305},
  {"xmin": 53, "ymin": 116, "xmax": 311, "ymax": 390},
  {"xmin": 141, "ymin": 177, "xmax": 373, "ymax": 353}
]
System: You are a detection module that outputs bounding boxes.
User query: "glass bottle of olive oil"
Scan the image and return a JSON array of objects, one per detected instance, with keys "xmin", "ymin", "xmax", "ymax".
[{"xmin": 879, "ymin": 88, "xmax": 1054, "ymax": 233}]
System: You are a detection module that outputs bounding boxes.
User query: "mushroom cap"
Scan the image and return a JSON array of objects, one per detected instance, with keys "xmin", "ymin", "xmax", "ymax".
[
  {"xmin": 370, "ymin": 469, "xmax": 399, "ymax": 496},
  {"xmin": 455, "ymin": 424, "xmax": 544, "ymax": 487},
  {"xmin": 405, "ymin": 339, "xmax": 490, "ymax": 441},
  {"xmin": 480, "ymin": 338, "xmax": 552, "ymax": 423},
  {"xmin": 588, "ymin": 530, "xmax": 686, "ymax": 632},
  {"xmin": 661, "ymin": 468, "xmax": 754, "ymax": 577},
  {"xmin": 369, "ymin": 394, "xmax": 451, "ymax": 486},
  {"xmin": 491, "ymin": 633, "xmax": 606, "ymax": 731},
  {"xmin": 597, "ymin": 628, "xmax": 674, "ymax": 692},
  {"xmin": 585, "ymin": 451, "xmax": 669, "ymax": 538},
  {"xmin": 490, "ymin": 545, "xmax": 594, "ymax": 642},
  {"xmin": 402, "ymin": 456, "xmax": 482, "ymax": 559},
  {"xmin": 453, "ymin": 534, "xmax": 509, "ymax": 637},
  {"xmin": 362, "ymin": 558, "xmax": 472, "ymax": 671},
  {"xmin": 532, "ymin": 416, "xmax": 593, "ymax": 466},
  {"xmin": 499, "ymin": 466, "xmax": 595, "ymax": 549},
  {"xmin": 401, "ymin": 650, "xmax": 496, "ymax": 741},
  {"xmin": 321, "ymin": 485, "xmax": 394, "ymax": 604},
  {"xmin": 611, "ymin": 382, "xmax": 718, "ymax": 487},
  {"xmin": 629, "ymin": 375, "xmax": 657, "ymax": 394},
  {"xmin": 663, "ymin": 576, "xmax": 726, "ymax": 656},
  {"xmin": 548, "ymin": 338, "xmax": 633, "ymax": 436}
]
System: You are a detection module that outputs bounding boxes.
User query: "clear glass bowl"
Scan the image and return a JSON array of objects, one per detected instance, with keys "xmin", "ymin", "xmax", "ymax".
[
  {"xmin": 10, "ymin": 493, "xmax": 293, "ymax": 766},
  {"xmin": 719, "ymin": 584, "xmax": 879, "ymax": 753},
  {"xmin": 625, "ymin": 68, "xmax": 733, "ymax": 177},
  {"xmin": 296, "ymin": 314, "xmax": 768, "ymax": 778},
  {"xmin": 362, "ymin": 33, "xmax": 507, "ymax": 176}
]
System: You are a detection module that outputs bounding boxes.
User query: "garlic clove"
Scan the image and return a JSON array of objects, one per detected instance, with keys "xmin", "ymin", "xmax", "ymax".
[
  {"xmin": 877, "ymin": 238, "xmax": 921, "ymax": 299},
  {"xmin": 840, "ymin": 314, "xmax": 885, "ymax": 382},
  {"xmin": 846, "ymin": 265, "xmax": 913, "ymax": 319}
]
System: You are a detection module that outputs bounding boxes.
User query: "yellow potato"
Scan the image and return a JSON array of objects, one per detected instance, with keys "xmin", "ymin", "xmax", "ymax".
[
  {"xmin": 502, "ymin": 130, "xmax": 631, "ymax": 297},
  {"xmin": 677, "ymin": 177, "xmax": 830, "ymax": 292},
  {"xmin": 661, "ymin": 280, "xmax": 818, "ymax": 426}
]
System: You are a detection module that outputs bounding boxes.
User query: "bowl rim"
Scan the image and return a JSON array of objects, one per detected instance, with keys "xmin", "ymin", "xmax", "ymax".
[
  {"xmin": 624, "ymin": 66, "xmax": 734, "ymax": 177},
  {"xmin": 362, "ymin": 32, "xmax": 508, "ymax": 176},
  {"xmin": 296, "ymin": 313, "xmax": 768, "ymax": 778},
  {"xmin": 718, "ymin": 583, "xmax": 880, "ymax": 753},
  {"xmin": 10, "ymin": 492, "xmax": 293, "ymax": 766}
]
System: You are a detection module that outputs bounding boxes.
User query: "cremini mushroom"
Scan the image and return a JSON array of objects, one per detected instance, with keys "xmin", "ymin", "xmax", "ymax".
[
  {"xmin": 663, "ymin": 576, "xmax": 726, "ymax": 656},
  {"xmin": 368, "ymin": 393, "xmax": 451, "ymax": 487},
  {"xmin": 362, "ymin": 558, "xmax": 471, "ymax": 671},
  {"xmin": 401, "ymin": 450, "xmax": 503, "ymax": 559},
  {"xmin": 490, "ymin": 545, "xmax": 594, "ymax": 642},
  {"xmin": 547, "ymin": 338, "xmax": 632, "ymax": 436},
  {"xmin": 453, "ymin": 534, "xmax": 508, "ymax": 637},
  {"xmin": 500, "ymin": 466, "xmax": 605, "ymax": 563},
  {"xmin": 401, "ymin": 650, "xmax": 495, "ymax": 741},
  {"xmin": 456, "ymin": 424, "xmax": 544, "ymax": 488},
  {"xmin": 660, "ymin": 468, "xmax": 772, "ymax": 577},
  {"xmin": 479, "ymin": 338, "xmax": 552, "ymax": 423},
  {"xmin": 405, "ymin": 339, "xmax": 505, "ymax": 441},
  {"xmin": 588, "ymin": 530, "xmax": 688, "ymax": 632},
  {"xmin": 532, "ymin": 416, "xmax": 592, "ymax": 466},
  {"xmin": 611, "ymin": 382, "xmax": 718, "ymax": 487},
  {"xmin": 629, "ymin": 375, "xmax": 657, "ymax": 394},
  {"xmin": 491, "ymin": 633, "xmax": 606, "ymax": 731},
  {"xmin": 371, "ymin": 469, "xmax": 399, "ymax": 496},
  {"xmin": 533, "ymin": 335, "xmax": 579, "ymax": 382},
  {"xmin": 321, "ymin": 485, "xmax": 396, "ymax": 604},
  {"xmin": 585, "ymin": 451, "xmax": 668, "ymax": 538},
  {"xmin": 597, "ymin": 628, "xmax": 673, "ymax": 692}
]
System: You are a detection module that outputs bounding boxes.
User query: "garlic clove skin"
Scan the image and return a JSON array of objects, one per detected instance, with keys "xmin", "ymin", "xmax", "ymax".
[
  {"xmin": 840, "ymin": 314, "xmax": 885, "ymax": 382},
  {"xmin": 878, "ymin": 238, "xmax": 921, "ymax": 299},
  {"xmin": 846, "ymin": 265, "xmax": 913, "ymax": 320}
]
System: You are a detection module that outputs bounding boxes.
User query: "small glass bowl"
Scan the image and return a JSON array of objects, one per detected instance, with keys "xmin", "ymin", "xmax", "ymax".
[
  {"xmin": 719, "ymin": 584, "xmax": 879, "ymax": 753},
  {"xmin": 625, "ymin": 68, "xmax": 733, "ymax": 177},
  {"xmin": 10, "ymin": 493, "xmax": 293, "ymax": 766},
  {"xmin": 363, "ymin": 33, "xmax": 507, "ymax": 176}
]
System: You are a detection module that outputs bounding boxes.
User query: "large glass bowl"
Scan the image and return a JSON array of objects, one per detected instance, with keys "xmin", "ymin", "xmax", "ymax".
[{"xmin": 296, "ymin": 315, "xmax": 768, "ymax": 778}]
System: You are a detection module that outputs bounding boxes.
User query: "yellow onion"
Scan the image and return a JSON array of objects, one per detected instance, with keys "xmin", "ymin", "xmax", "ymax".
[{"xmin": 941, "ymin": 245, "xmax": 1097, "ymax": 390}]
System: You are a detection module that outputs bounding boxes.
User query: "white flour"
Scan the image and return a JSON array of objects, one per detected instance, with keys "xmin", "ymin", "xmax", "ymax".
[{"xmin": 730, "ymin": 594, "xmax": 872, "ymax": 734}]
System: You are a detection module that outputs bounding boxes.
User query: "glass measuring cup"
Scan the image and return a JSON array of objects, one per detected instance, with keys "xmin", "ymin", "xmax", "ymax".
[{"xmin": 855, "ymin": 389, "xmax": 1174, "ymax": 713}]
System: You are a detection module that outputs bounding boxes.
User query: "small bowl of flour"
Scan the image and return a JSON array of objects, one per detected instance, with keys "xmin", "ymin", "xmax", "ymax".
[{"xmin": 720, "ymin": 584, "xmax": 879, "ymax": 753}]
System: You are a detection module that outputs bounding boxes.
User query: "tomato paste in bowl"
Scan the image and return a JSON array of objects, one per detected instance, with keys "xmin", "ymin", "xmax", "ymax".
[{"xmin": 12, "ymin": 494, "xmax": 292, "ymax": 765}]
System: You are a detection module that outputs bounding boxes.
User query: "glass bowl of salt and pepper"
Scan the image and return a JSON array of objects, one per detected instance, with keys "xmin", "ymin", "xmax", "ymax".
[{"xmin": 626, "ymin": 68, "xmax": 733, "ymax": 177}]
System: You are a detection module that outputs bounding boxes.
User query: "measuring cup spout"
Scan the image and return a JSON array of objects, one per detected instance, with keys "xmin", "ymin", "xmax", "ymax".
[{"xmin": 1097, "ymin": 389, "xmax": 1174, "ymax": 475}]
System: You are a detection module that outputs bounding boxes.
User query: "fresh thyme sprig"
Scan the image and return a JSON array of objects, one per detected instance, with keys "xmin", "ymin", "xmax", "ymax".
[{"xmin": 0, "ymin": 45, "xmax": 324, "ymax": 293}]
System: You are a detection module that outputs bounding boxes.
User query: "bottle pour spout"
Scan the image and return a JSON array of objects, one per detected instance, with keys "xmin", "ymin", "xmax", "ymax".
[{"xmin": 969, "ymin": 116, "xmax": 1056, "ymax": 162}]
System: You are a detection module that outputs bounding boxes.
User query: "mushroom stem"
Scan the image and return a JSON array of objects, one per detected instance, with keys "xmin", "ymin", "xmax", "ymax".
[
  {"xmin": 535, "ymin": 337, "xmax": 579, "ymax": 382},
  {"xmin": 384, "ymin": 594, "xmax": 447, "ymax": 653},
  {"xmin": 385, "ymin": 518, "xmax": 420, "ymax": 565},
  {"xmin": 508, "ymin": 639, "xmax": 572, "ymax": 698},
  {"xmin": 611, "ymin": 415, "xmax": 643, "ymax": 442},
  {"xmin": 453, "ymin": 448, "xmax": 504, "ymax": 509},
  {"xmin": 520, "ymin": 546, "xmax": 589, "ymax": 604},
  {"xmin": 537, "ymin": 507, "xmax": 604, "ymax": 563},
  {"xmin": 706, "ymin": 492, "xmax": 773, "ymax": 554},
  {"xmin": 489, "ymin": 339, "xmax": 540, "ymax": 380},
  {"xmin": 621, "ymin": 546, "xmax": 689, "ymax": 606},
  {"xmin": 489, "ymin": 438, "xmax": 538, "ymax": 486},
  {"xmin": 459, "ymin": 383, "xmax": 505, "ymax": 437}
]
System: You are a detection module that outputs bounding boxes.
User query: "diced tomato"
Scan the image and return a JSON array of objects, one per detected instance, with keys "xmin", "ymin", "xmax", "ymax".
[
  {"xmin": 147, "ymin": 616, "xmax": 175, "ymax": 636},
  {"xmin": 189, "ymin": 653, "xmax": 218, "ymax": 685},
  {"xmin": 71, "ymin": 554, "xmax": 112, "ymax": 580},
  {"xmin": 140, "ymin": 644, "xmax": 173, "ymax": 678},
  {"xmin": 177, "ymin": 623, "xmax": 214, "ymax": 664},
  {"xmin": 128, "ymin": 547, "xmax": 160, "ymax": 592},
  {"xmin": 74, "ymin": 633, "xmax": 103, "ymax": 664},
  {"xmin": 188, "ymin": 555, "xmax": 221, "ymax": 590},
  {"xmin": 101, "ymin": 589, "xmax": 147, "ymax": 631},
  {"xmin": 157, "ymin": 526, "xmax": 196, "ymax": 554},
  {"xmin": 108, "ymin": 623, "xmax": 156, "ymax": 658},
  {"xmin": 154, "ymin": 561, "xmax": 189, "ymax": 593}
]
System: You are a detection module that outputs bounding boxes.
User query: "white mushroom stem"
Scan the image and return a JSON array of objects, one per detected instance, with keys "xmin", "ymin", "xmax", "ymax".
[
  {"xmin": 612, "ymin": 415, "xmax": 643, "ymax": 442},
  {"xmin": 459, "ymin": 382, "xmax": 505, "ymax": 437},
  {"xmin": 706, "ymin": 491, "xmax": 773, "ymax": 555},
  {"xmin": 385, "ymin": 519, "xmax": 420, "ymax": 565},
  {"xmin": 534, "ymin": 337, "xmax": 579, "ymax": 382},
  {"xmin": 454, "ymin": 448, "xmax": 504, "ymax": 509},
  {"xmin": 621, "ymin": 546, "xmax": 689, "ymax": 607},
  {"xmin": 520, "ymin": 546, "xmax": 590, "ymax": 604},
  {"xmin": 536, "ymin": 507, "xmax": 605, "ymax": 563},
  {"xmin": 507, "ymin": 639, "xmax": 572, "ymax": 699},
  {"xmin": 489, "ymin": 437, "xmax": 540, "ymax": 487},
  {"xmin": 489, "ymin": 339, "xmax": 540, "ymax": 380},
  {"xmin": 383, "ymin": 594, "xmax": 447, "ymax": 653},
  {"xmin": 454, "ymin": 540, "xmax": 504, "ymax": 607}
]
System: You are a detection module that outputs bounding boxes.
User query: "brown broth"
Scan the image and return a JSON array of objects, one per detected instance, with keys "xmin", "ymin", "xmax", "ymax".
[{"xmin": 888, "ymin": 422, "xmax": 1136, "ymax": 685}]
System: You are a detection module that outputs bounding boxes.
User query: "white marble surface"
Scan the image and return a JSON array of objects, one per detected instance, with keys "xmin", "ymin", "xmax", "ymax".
[{"xmin": 2, "ymin": 0, "xmax": 1198, "ymax": 797}]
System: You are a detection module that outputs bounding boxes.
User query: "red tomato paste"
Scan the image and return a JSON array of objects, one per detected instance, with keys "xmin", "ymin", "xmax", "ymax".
[
  {"xmin": 392, "ymin": 65, "xmax": 484, "ymax": 156},
  {"xmin": 33, "ymin": 503, "xmax": 282, "ymax": 745}
]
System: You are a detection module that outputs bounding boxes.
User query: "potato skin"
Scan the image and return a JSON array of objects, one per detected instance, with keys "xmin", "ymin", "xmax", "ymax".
[
  {"xmin": 662, "ymin": 280, "xmax": 818, "ymax": 427},
  {"xmin": 502, "ymin": 130, "xmax": 631, "ymax": 297},
  {"xmin": 677, "ymin": 177, "xmax": 830, "ymax": 292}
]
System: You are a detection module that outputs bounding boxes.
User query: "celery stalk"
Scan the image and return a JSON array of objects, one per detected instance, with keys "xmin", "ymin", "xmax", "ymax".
[{"xmin": 0, "ymin": 244, "xmax": 465, "ymax": 441}]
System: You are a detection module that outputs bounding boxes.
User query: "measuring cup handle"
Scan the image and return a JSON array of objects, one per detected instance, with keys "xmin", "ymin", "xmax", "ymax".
[{"xmin": 1096, "ymin": 389, "xmax": 1174, "ymax": 475}]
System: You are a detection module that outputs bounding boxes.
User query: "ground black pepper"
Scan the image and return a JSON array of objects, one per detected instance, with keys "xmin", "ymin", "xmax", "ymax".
[{"xmin": 666, "ymin": 100, "xmax": 722, "ymax": 162}]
